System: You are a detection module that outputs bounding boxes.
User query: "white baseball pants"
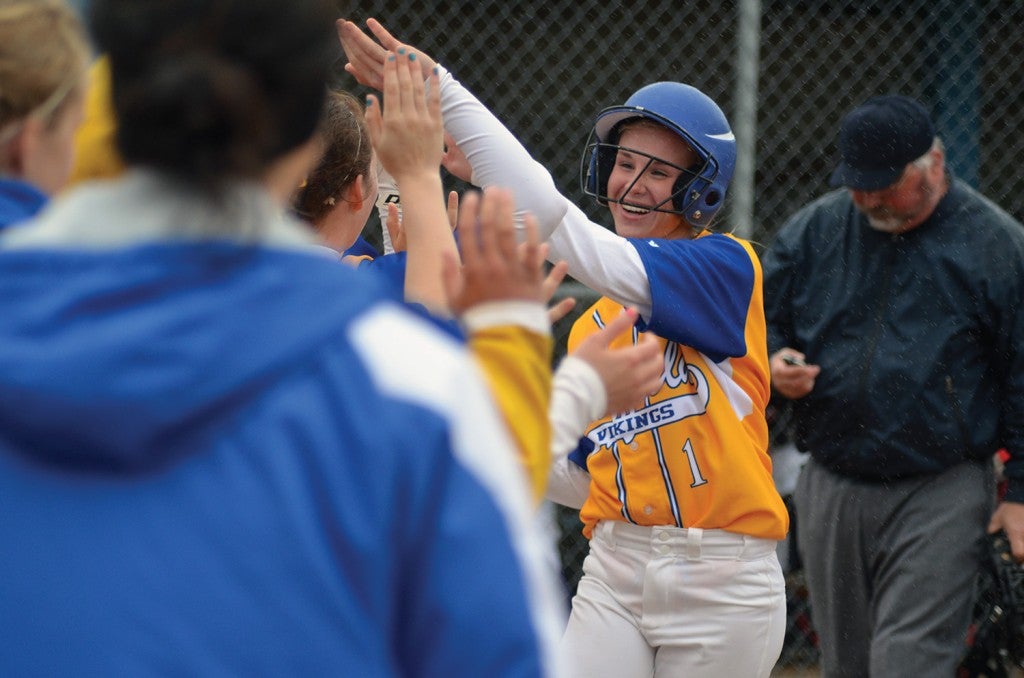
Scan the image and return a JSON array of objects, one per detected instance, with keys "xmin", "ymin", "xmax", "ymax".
[{"xmin": 561, "ymin": 520, "xmax": 785, "ymax": 678}]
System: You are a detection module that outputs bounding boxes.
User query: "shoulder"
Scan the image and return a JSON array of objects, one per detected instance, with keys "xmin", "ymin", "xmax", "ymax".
[
  {"xmin": 630, "ymin": 230, "xmax": 756, "ymax": 271},
  {"xmin": 775, "ymin": 190, "xmax": 854, "ymax": 241},
  {"xmin": 948, "ymin": 180, "xmax": 1024, "ymax": 236}
]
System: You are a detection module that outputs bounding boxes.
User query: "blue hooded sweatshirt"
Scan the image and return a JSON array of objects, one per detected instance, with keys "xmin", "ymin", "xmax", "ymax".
[
  {"xmin": 0, "ymin": 173, "xmax": 563, "ymax": 677},
  {"xmin": 0, "ymin": 177, "xmax": 48, "ymax": 232}
]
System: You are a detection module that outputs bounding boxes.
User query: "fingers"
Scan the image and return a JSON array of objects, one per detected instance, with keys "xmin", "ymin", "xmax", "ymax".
[
  {"xmin": 770, "ymin": 348, "xmax": 820, "ymax": 399},
  {"xmin": 337, "ymin": 20, "xmax": 385, "ymax": 90},
  {"xmin": 392, "ymin": 50, "xmax": 415, "ymax": 116},
  {"xmin": 456, "ymin": 190, "xmax": 481, "ymax": 263},
  {"xmin": 547, "ymin": 296, "xmax": 576, "ymax": 325},
  {"xmin": 593, "ymin": 308, "xmax": 639, "ymax": 348},
  {"xmin": 363, "ymin": 94, "xmax": 382, "ymax": 150},
  {"xmin": 426, "ymin": 63, "xmax": 441, "ymax": 124},
  {"xmin": 518, "ymin": 212, "xmax": 543, "ymax": 278},
  {"xmin": 446, "ymin": 191, "xmax": 459, "ymax": 231},
  {"xmin": 633, "ymin": 335, "xmax": 665, "ymax": 395},
  {"xmin": 366, "ymin": 17, "xmax": 402, "ymax": 51},
  {"xmin": 384, "ymin": 203, "xmax": 405, "ymax": 253},
  {"xmin": 441, "ymin": 131, "xmax": 472, "ymax": 182},
  {"xmin": 367, "ymin": 18, "xmax": 437, "ymax": 78},
  {"xmin": 477, "ymin": 187, "xmax": 508, "ymax": 273},
  {"xmin": 382, "ymin": 51, "xmax": 399, "ymax": 122},
  {"xmin": 542, "ymin": 260, "xmax": 569, "ymax": 302}
]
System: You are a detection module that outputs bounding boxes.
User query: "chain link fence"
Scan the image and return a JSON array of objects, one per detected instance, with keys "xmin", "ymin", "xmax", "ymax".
[{"xmin": 339, "ymin": 0, "xmax": 1024, "ymax": 671}]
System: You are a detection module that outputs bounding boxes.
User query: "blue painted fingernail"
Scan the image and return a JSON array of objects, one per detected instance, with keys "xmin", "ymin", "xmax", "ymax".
[
  {"xmin": 387, "ymin": 54, "xmax": 395, "ymax": 61},
  {"xmin": 397, "ymin": 47, "xmax": 406, "ymax": 54},
  {"xmin": 433, "ymin": 66, "xmax": 439, "ymax": 74},
  {"xmin": 365, "ymin": 97, "xmax": 372, "ymax": 106},
  {"xmin": 408, "ymin": 53, "xmax": 416, "ymax": 62}
]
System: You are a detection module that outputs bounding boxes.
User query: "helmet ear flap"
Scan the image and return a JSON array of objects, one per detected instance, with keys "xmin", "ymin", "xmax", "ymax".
[
  {"xmin": 595, "ymin": 144, "xmax": 617, "ymax": 205},
  {"xmin": 671, "ymin": 161, "xmax": 724, "ymax": 227},
  {"xmin": 583, "ymin": 139, "xmax": 619, "ymax": 206}
]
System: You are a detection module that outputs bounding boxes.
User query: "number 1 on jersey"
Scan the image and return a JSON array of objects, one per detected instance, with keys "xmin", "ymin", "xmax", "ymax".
[{"xmin": 682, "ymin": 439, "xmax": 708, "ymax": 487}]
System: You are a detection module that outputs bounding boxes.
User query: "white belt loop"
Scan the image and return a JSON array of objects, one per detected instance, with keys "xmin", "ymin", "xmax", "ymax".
[{"xmin": 686, "ymin": 527, "xmax": 703, "ymax": 560}]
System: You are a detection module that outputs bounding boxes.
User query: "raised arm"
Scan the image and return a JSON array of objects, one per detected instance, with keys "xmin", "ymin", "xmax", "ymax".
[
  {"xmin": 364, "ymin": 49, "xmax": 453, "ymax": 315},
  {"xmin": 339, "ymin": 18, "xmax": 655, "ymax": 315},
  {"xmin": 446, "ymin": 188, "xmax": 554, "ymax": 500},
  {"xmin": 546, "ymin": 308, "xmax": 664, "ymax": 508},
  {"xmin": 339, "ymin": 18, "xmax": 567, "ymax": 238}
]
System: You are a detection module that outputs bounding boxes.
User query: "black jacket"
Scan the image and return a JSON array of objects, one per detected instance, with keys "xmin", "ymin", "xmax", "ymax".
[{"xmin": 763, "ymin": 179, "xmax": 1024, "ymax": 499}]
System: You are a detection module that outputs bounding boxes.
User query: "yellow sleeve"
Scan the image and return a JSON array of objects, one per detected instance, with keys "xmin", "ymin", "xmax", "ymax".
[
  {"xmin": 470, "ymin": 325, "xmax": 553, "ymax": 503},
  {"xmin": 68, "ymin": 56, "xmax": 124, "ymax": 187}
]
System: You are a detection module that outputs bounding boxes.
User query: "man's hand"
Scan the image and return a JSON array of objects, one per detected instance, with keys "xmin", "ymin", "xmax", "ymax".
[
  {"xmin": 770, "ymin": 348, "xmax": 820, "ymax": 399},
  {"xmin": 989, "ymin": 500, "xmax": 1024, "ymax": 563}
]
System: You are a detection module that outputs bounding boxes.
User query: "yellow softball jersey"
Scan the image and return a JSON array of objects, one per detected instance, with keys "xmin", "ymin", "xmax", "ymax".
[{"xmin": 567, "ymin": 232, "xmax": 788, "ymax": 540}]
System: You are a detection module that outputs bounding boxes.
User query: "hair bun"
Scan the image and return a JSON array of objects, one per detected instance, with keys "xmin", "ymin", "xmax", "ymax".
[{"xmin": 116, "ymin": 54, "xmax": 274, "ymax": 185}]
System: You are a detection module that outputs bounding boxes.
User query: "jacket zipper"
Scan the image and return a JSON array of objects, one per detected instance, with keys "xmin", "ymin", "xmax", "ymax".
[
  {"xmin": 945, "ymin": 375, "xmax": 970, "ymax": 455},
  {"xmin": 855, "ymin": 237, "xmax": 898, "ymax": 408}
]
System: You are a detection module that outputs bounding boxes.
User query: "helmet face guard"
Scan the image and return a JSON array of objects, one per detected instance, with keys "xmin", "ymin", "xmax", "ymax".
[
  {"xmin": 580, "ymin": 132, "xmax": 717, "ymax": 216},
  {"xmin": 580, "ymin": 82, "xmax": 736, "ymax": 230}
]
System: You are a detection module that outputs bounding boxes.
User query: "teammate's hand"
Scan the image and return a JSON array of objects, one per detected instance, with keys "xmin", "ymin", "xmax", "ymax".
[
  {"xmin": 443, "ymin": 188, "xmax": 545, "ymax": 315},
  {"xmin": 572, "ymin": 309, "xmax": 664, "ymax": 417},
  {"xmin": 442, "ymin": 132, "xmax": 473, "ymax": 183},
  {"xmin": 446, "ymin": 190, "xmax": 459, "ymax": 233},
  {"xmin": 383, "ymin": 203, "xmax": 405, "ymax": 253},
  {"xmin": 337, "ymin": 18, "xmax": 437, "ymax": 91},
  {"xmin": 364, "ymin": 50, "xmax": 442, "ymax": 185},
  {"xmin": 988, "ymin": 501, "xmax": 1024, "ymax": 563},
  {"xmin": 770, "ymin": 348, "xmax": 820, "ymax": 399},
  {"xmin": 388, "ymin": 191, "xmax": 458, "ymax": 255},
  {"xmin": 542, "ymin": 260, "xmax": 576, "ymax": 325}
]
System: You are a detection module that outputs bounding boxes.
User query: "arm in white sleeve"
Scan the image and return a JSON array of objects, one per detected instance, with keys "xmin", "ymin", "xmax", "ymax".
[
  {"xmin": 438, "ymin": 66, "xmax": 567, "ymax": 239},
  {"xmin": 545, "ymin": 355, "xmax": 605, "ymax": 509},
  {"xmin": 437, "ymin": 66, "xmax": 654, "ymax": 318}
]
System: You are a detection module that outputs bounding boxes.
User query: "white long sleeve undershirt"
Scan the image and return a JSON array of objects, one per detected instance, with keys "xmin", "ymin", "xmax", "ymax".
[
  {"xmin": 545, "ymin": 356, "xmax": 605, "ymax": 509},
  {"xmin": 437, "ymin": 66, "xmax": 654, "ymax": 318}
]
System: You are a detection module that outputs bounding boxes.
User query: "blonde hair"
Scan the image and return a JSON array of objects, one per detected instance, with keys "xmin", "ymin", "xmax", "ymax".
[{"xmin": 0, "ymin": 0, "xmax": 91, "ymax": 141}]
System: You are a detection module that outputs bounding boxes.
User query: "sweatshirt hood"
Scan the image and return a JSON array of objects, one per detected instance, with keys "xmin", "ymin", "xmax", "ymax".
[{"xmin": 0, "ymin": 175, "xmax": 390, "ymax": 473}]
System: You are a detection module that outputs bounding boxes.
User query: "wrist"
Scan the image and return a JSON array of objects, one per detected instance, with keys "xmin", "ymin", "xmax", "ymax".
[{"xmin": 391, "ymin": 168, "xmax": 443, "ymax": 187}]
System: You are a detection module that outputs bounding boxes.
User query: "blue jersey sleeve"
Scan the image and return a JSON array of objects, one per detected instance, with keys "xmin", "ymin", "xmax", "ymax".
[
  {"xmin": 356, "ymin": 252, "xmax": 407, "ymax": 300},
  {"xmin": 629, "ymin": 234, "xmax": 756, "ymax": 362},
  {"xmin": 342, "ymin": 235, "xmax": 381, "ymax": 258}
]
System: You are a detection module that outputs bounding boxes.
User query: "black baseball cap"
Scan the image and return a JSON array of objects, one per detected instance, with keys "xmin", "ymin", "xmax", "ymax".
[{"xmin": 828, "ymin": 95, "xmax": 935, "ymax": 191}]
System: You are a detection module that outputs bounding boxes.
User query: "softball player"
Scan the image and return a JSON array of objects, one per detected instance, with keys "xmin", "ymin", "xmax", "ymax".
[{"xmin": 341, "ymin": 18, "xmax": 789, "ymax": 677}]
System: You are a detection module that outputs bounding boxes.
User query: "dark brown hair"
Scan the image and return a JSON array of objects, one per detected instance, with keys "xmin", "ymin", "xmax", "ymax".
[
  {"xmin": 293, "ymin": 89, "xmax": 373, "ymax": 225},
  {"xmin": 90, "ymin": 0, "xmax": 337, "ymax": 190}
]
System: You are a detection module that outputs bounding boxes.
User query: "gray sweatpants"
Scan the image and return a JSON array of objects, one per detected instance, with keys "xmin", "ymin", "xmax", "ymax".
[{"xmin": 794, "ymin": 457, "xmax": 993, "ymax": 678}]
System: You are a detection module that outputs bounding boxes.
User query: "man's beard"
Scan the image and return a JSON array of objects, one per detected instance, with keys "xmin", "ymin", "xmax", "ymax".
[{"xmin": 866, "ymin": 212, "xmax": 905, "ymax": 232}]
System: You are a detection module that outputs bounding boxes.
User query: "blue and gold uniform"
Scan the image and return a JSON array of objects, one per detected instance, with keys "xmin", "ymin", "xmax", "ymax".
[{"xmin": 568, "ymin": 232, "xmax": 787, "ymax": 540}]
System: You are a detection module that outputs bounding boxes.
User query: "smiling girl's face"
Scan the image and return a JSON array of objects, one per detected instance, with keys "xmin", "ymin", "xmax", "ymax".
[{"xmin": 606, "ymin": 121, "xmax": 699, "ymax": 240}]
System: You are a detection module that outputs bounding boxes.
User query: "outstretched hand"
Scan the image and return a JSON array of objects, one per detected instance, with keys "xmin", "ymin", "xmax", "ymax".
[
  {"xmin": 443, "ymin": 188, "xmax": 546, "ymax": 316},
  {"xmin": 363, "ymin": 49, "xmax": 442, "ymax": 185},
  {"xmin": 385, "ymin": 191, "xmax": 459, "ymax": 254},
  {"xmin": 442, "ymin": 132, "xmax": 473, "ymax": 183},
  {"xmin": 571, "ymin": 309, "xmax": 664, "ymax": 417},
  {"xmin": 337, "ymin": 18, "xmax": 437, "ymax": 91},
  {"xmin": 542, "ymin": 260, "xmax": 576, "ymax": 324}
]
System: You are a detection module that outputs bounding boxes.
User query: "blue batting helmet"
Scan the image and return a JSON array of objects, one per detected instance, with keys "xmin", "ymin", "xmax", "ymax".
[{"xmin": 581, "ymin": 82, "xmax": 736, "ymax": 229}]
